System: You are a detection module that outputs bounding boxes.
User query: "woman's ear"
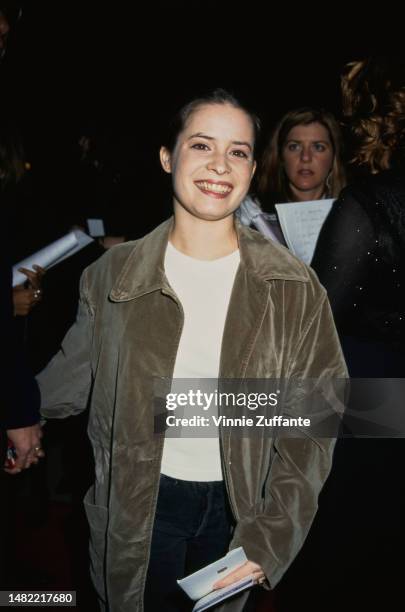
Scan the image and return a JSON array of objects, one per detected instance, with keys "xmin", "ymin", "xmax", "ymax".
[{"xmin": 160, "ymin": 147, "xmax": 172, "ymax": 174}]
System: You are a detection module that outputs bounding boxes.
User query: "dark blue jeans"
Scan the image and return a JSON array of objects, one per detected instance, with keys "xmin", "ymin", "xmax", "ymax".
[{"xmin": 144, "ymin": 474, "xmax": 234, "ymax": 612}]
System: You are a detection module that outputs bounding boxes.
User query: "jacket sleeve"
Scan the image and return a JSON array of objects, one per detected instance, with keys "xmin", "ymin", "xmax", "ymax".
[
  {"xmin": 37, "ymin": 269, "xmax": 95, "ymax": 419},
  {"xmin": 229, "ymin": 292, "xmax": 348, "ymax": 588}
]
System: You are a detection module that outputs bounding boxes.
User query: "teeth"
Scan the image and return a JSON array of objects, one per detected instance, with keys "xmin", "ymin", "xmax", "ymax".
[{"xmin": 196, "ymin": 181, "xmax": 232, "ymax": 194}]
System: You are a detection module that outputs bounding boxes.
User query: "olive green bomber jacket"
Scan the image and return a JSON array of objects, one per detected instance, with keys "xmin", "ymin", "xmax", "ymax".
[{"xmin": 38, "ymin": 218, "xmax": 347, "ymax": 612}]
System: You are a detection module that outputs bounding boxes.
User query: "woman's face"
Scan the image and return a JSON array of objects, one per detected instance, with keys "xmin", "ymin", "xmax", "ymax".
[
  {"xmin": 160, "ymin": 103, "xmax": 256, "ymax": 222},
  {"xmin": 282, "ymin": 122, "xmax": 334, "ymax": 201}
]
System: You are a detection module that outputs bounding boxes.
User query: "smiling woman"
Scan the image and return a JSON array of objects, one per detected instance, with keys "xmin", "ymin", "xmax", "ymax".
[
  {"xmin": 159, "ymin": 91, "xmax": 257, "ymax": 238},
  {"xmin": 37, "ymin": 89, "xmax": 347, "ymax": 612}
]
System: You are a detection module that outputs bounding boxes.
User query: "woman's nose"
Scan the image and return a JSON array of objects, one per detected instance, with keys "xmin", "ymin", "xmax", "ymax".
[
  {"xmin": 300, "ymin": 146, "xmax": 312, "ymax": 162},
  {"xmin": 207, "ymin": 152, "xmax": 230, "ymax": 174}
]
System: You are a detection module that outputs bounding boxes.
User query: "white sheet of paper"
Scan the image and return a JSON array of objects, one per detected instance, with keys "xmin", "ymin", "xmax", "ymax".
[
  {"xmin": 87, "ymin": 218, "xmax": 105, "ymax": 237},
  {"xmin": 177, "ymin": 547, "xmax": 247, "ymax": 601},
  {"xmin": 275, "ymin": 199, "xmax": 335, "ymax": 264},
  {"xmin": 12, "ymin": 230, "xmax": 93, "ymax": 286}
]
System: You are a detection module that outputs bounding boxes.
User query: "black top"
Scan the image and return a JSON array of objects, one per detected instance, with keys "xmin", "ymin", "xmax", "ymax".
[{"xmin": 311, "ymin": 169, "xmax": 405, "ymax": 374}]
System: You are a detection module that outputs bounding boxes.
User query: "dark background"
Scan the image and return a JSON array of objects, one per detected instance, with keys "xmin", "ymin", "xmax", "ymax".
[{"xmin": 2, "ymin": 2, "xmax": 390, "ymax": 234}]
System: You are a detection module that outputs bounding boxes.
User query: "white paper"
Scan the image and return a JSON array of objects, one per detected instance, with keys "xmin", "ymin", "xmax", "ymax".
[
  {"xmin": 87, "ymin": 218, "xmax": 105, "ymax": 237},
  {"xmin": 12, "ymin": 230, "xmax": 93, "ymax": 286},
  {"xmin": 275, "ymin": 199, "xmax": 335, "ymax": 264},
  {"xmin": 177, "ymin": 547, "xmax": 253, "ymax": 610}
]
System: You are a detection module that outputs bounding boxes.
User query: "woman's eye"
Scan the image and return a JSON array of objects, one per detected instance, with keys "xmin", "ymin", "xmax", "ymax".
[
  {"xmin": 231, "ymin": 149, "xmax": 248, "ymax": 159},
  {"xmin": 287, "ymin": 143, "xmax": 300, "ymax": 151},
  {"xmin": 191, "ymin": 143, "xmax": 210, "ymax": 151},
  {"xmin": 314, "ymin": 143, "xmax": 327, "ymax": 152}
]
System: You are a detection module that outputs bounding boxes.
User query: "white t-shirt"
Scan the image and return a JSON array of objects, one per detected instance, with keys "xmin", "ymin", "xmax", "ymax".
[{"xmin": 161, "ymin": 241, "xmax": 240, "ymax": 481}]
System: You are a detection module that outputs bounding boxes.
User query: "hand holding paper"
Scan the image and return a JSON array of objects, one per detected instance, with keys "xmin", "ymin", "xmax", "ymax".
[
  {"xmin": 212, "ymin": 559, "xmax": 265, "ymax": 590},
  {"xmin": 12, "ymin": 230, "xmax": 93, "ymax": 287},
  {"xmin": 13, "ymin": 264, "xmax": 45, "ymax": 316},
  {"xmin": 177, "ymin": 547, "xmax": 263, "ymax": 612},
  {"xmin": 18, "ymin": 264, "xmax": 45, "ymax": 290}
]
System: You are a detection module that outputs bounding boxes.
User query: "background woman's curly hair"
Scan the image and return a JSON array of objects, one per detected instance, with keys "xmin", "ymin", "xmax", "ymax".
[{"xmin": 341, "ymin": 56, "xmax": 405, "ymax": 174}]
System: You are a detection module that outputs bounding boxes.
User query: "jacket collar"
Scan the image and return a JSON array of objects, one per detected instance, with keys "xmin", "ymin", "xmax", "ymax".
[{"xmin": 110, "ymin": 217, "xmax": 309, "ymax": 302}]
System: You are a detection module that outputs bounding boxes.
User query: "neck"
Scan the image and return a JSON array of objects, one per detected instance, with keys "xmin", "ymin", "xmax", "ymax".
[
  {"xmin": 289, "ymin": 185, "xmax": 325, "ymax": 202},
  {"xmin": 170, "ymin": 206, "xmax": 238, "ymax": 260}
]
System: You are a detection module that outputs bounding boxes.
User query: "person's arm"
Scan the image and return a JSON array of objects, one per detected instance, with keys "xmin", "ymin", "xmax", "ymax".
[
  {"xmin": 227, "ymin": 292, "xmax": 347, "ymax": 589},
  {"xmin": 36, "ymin": 268, "xmax": 95, "ymax": 419},
  {"xmin": 311, "ymin": 191, "xmax": 376, "ymax": 328},
  {"xmin": 2, "ymin": 242, "xmax": 43, "ymax": 473}
]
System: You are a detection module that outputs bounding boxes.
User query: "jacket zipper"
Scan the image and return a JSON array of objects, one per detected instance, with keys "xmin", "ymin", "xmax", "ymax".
[
  {"xmin": 139, "ymin": 288, "xmax": 185, "ymax": 608},
  {"xmin": 219, "ymin": 414, "xmax": 239, "ymax": 522}
]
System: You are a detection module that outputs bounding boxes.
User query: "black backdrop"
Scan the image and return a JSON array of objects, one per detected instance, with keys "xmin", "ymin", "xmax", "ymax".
[{"xmin": 2, "ymin": 2, "xmax": 389, "ymax": 234}]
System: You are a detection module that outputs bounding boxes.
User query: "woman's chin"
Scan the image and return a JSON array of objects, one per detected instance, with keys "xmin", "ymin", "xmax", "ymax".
[{"xmin": 179, "ymin": 202, "xmax": 236, "ymax": 223}]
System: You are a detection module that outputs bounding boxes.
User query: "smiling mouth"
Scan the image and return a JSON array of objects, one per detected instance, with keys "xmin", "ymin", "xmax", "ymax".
[{"xmin": 194, "ymin": 180, "xmax": 233, "ymax": 197}]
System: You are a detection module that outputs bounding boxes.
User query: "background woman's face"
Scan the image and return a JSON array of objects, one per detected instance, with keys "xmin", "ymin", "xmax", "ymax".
[
  {"xmin": 282, "ymin": 122, "xmax": 334, "ymax": 200},
  {"xmin": 160, "ymin": 103, "xmax": 256, "ymax": 222}
]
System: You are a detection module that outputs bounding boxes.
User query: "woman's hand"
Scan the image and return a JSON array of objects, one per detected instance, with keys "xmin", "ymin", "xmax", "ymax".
[
  {"xmin": 18, "ymin": 264, "xmax": 45, "ymax": 290},
  {"xmin": 4, "ymin": 424, "xmax": 45, "ymax": 474},
  {"xmin": 212, "ymin": 560, "xmax": 266, "ymax": 590},
  {"xmin": 13, "ymin": 264, "xmax": 45, "ymax": 316}
]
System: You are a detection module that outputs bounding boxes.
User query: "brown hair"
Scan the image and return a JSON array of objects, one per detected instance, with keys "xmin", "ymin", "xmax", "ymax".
[
  {"xmin": 341, "ymin": 57, "xmax": 405, "ymax": 173},
  {"xmin": 257, "ymin": 107, "xmax": 346, "ymax": 203},
  {"xmin": 164, "ymin": 88, "xmax": 261, "ymax": 158}
]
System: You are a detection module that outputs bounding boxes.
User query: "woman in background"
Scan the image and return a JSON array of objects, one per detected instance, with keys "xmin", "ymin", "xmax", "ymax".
[
  {"xmin": 257, "ymin": 107, "xmax": 346, "ymax": 208},
  {"xmin": 237, "ymin": 108, "xmax": 346, "ymax": 247},
  {"xmin": 312, "ymin": 59, "xmax": 405, "ymax": 375}
]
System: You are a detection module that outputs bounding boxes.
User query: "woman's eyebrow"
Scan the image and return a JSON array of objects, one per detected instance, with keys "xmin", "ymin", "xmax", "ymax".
[
  {"xmin": 233, "ymin": 140, "xmax": 252, "ymax": 151},
  {"xmin": 188, "ymin": 132, "xmax": 214, "ymax": 141},
  {"xmin": 188, "ymin": 133, "xmax": 252, "ymax": 150}
]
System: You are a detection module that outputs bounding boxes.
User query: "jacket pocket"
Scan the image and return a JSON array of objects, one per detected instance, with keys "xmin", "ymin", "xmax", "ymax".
[{"xmin": 83, "ymin": 486, "xmax": 108, "ymax": 604}]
